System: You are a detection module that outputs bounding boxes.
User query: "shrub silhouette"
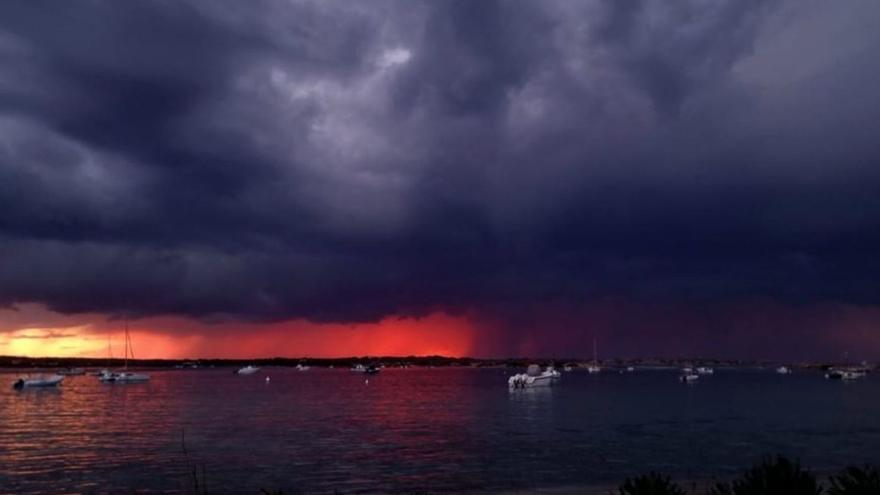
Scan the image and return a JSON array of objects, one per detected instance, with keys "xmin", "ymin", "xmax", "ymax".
[
  {"xmin": 828, "ymin": 465, "xmax": 880, "ymax": 495},
  {"xmin": 618, "ymin": 472, "xmax": 685, "ymax": 495},
  {"xmin": 708, "ymin": 456, "xmax": 820, "ymax": 495}
]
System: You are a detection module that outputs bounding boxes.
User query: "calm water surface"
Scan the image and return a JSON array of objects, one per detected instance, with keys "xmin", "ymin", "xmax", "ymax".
[{"xmin": 1, "ymin": 367, "xmax": 879, "ymax": 493}]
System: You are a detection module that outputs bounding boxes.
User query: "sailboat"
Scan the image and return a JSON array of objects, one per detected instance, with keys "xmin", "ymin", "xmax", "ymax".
[
  {"xmin": 586, "ymin": 338, "xmax": 601, "ymax": 374},
  {"xmin": 99, "ymin": 318, "xmax": 150, "ymax": 383}
]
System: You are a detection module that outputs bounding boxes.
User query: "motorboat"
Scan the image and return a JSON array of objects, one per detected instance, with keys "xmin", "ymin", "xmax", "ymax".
[
  {"xmin": 99, "ymin": 370, "xmax": 150, "ymax": 383},
  {"xmin": 296, "ymin": 364, "xmax": 310, "ymax": 371},
  {"xmin": 776, "ymin": 366, "xmax": 792, "ymax": 374},
  {"xmin": 586, "ymin": 365, "xmax": 602, "ymax": 374},
  {"xmin": 679, "ymin": 373, "xmax": 699, "ymax": 383},
  {"xmin": 350, "ymin": 364, "xmax": 367, "ymax": 373},
  {"xmin": 58, "ymin": 367, "xmax": 86, "ymax": 376},
  {"xmin": 363, "ymin": 364, "xmax": 381, "ymax": 375},
  {"xmin": 826, "ymin": 368, "xmax": 867, "ymax": 380},
  {"xmin": 626, "ymin": 366, "xmax": 636, "ymax": 372},
  {"xmin": 13, "ymin": 374, "xmax": 64, "ymax": 390},
  {"xmin": 508, "ymin": 364, "xmax": 561, "ymax": 389},
  {"xmin": 236, "ymin": 365, "xmax": 260, "ymax": 375},
  {"xmin": 696, "ymin": 367, "xmax": 714, "ymax": 375}
]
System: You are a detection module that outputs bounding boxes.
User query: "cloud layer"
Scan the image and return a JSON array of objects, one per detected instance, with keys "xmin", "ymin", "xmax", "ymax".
[{"xmin": 2, "ymin": 0, "xmax": 880, "ymax": 328}]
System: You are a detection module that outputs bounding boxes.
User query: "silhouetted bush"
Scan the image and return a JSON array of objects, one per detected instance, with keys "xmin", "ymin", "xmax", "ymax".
[
  {"xmin": 618, "ymin": 472, "xmax": 685, "ymax": 495},
  {"xmin": 828, "ymin": 465, "xmax": 880, "ymax": 495},
  {"xmin": 707, "ymin": 456, "xmax": 820, "ymax": 495}
]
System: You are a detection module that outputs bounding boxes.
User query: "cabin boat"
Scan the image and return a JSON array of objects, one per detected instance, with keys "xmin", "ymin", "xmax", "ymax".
[
  {"xmin": 826, "ymin": 368, "xmax": 867, "ymax": 380},
  {"xmin": 363, "ymin": 364, "xmax": 381, "ymax": 375},
  {"xmin": 776, "ymin": 366, "xmax": 792, "ymax": 374},
  {"xmin": 98, "ymin": 319, "xmax": 151, "ymax": 384},
  {"xmin": 58, "ymin": 367, "xmax": 86, "ymax": 376},
  {"xmin": 679, "ymin": 373, "xmax": 699, "ymax": 383},
  {"xmin": 236, "ymin": 365, "xmax": 260, "ymax": 375},
  {"xmin": 696, "ymin": 367, "xmax": 714, "ymax": 375},
  {"xmin": 296, "ymin": 364, "xmax": 310, "ymax": 371},
  {"xmin": 508, "ymin": 364, "xmax": 561, "ymax": 389},
  {"xmin": 13, "ymin": 374, "xmax": 64, "ymax": 390}
]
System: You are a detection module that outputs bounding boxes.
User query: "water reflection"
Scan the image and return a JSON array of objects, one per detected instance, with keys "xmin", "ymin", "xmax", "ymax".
[{"xmin": 1, "ymin": 368, "xmax": 879, "ymax": 494}]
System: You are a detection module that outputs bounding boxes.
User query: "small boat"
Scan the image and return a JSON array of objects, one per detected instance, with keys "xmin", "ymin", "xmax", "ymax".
[
  {"xmin": 58, "ymin": 367, "xmax": 85, "ymax": 376},
  {"xmin": 351, "ymin": 364, "xmax": 369, "ymax": 373},
  {"xmin": 296, "ymin": 364, "xmax": 310, "ymax": 371},
  {"xmin": 13, "ymin": 374, "xmax": 64, "ymax": 389},
  {"xmin": 236, "ymin": 365, "xmax": 260, "ymax": 375},
  {"xmin": 679, "ymin": 373, "xmax": 699, "ymax": 383},
  {"xmin": 696, "ymin": 367, "xmax": 714, "ymax": 375},
  {"xmin": 682, "ymin": 367, "xmax": 694, "ymax": 374},
  {"xmin": 587, "ymin": 338, "xmax": 602, "ymax": 374},
  {"xmin": 826, "ymin": 368, "xmax": 867, "ymax": 380},
  {"xmin": 776, "ymin": 366, "xmax": 792, "ymax": 374},
  {"xmin": 626, "ymin": 366, "xmax": 635, "ymax": 372},
  {"xmin": 509, "ymin": 364, "xmax": 560, "ymax": 389},
  {"xmin": 363, "ymin": 364, "xmax": 381, "ymax": 375},
  {"xmin": 563, "ymin": 365, "xmax": 573, "ymax": 372}
]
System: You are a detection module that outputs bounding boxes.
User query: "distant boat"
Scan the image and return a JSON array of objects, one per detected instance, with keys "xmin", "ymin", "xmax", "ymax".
[
  {"xmin": 13, "ymin": 374, "xmax": 64, "ymax": 390},
  {"xmin": 696, "ymin": 367, "xmax": 714, "ymax": 375},
  {"xmin": 682, "ymin": 366, "xmax": 694, "ymax": 374},
  {"xmin": 99, "ymin": 318, "xmax": 150, "ymax": 384},
  {"xmin": 626, "ymin": 366, "xmax": 636, "ymax": 372},
  {"xmin": 587, "ymin": 338, "xmax": 602, "ymax": 374},
  {"xmin": 58, "ymin": 367, "xmax": 85, "ymax": 376},
  {"xmin": 776, "ymin": 366, "xmax": 792, "ymax": 374},
  {"xmin": 296, "ymin": 364, "xmax": 310, "ymax": 371},
  {"xmin": 236, "ymin": 365, "xmax": 260, "ymax": 375},
  {"xmin": 563, "ymin": 365, "xmax": 573, "ymax": 372},
  {"xmin": 363, "ymin": 364, "xmax": 380, "ymax": 375},
  {"xmin": 679, "ymin": 373, "xmax": 699, "ymax": 383},
  {"xmin": 826, "ymin": 368, "xmax": 867, "ymax": 380},
  {"xmin": 508, "ymin": 364, "xmax": 560, "ymax": 389}
]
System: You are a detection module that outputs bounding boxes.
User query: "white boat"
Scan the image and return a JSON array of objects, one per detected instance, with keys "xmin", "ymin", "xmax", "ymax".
[
  {"xmin": 296, "ymin": 364, "xmax": 310, "ymax": 371},
  {"xmin": 350, "ymin": 364, "xmax": 367, "ymax": 372},
  {"xmin": 58, "ymin": 367, "xmax": 86, "ymax": 376},
  {"xmin": 563, "ymin": 365, "xmax": 573, "ymax": 372},
  {"xmin": 587, "ymin": 338, "xmax": 602, "ymax": 373},
  {"xmin": 776, "ymin": 366, "xmax": 792, "ymax": 374},
  {"xmin": 696, "ymin": 367, "xmax": 714, "ymax": 375},
  {"xmin": 236, "ymin": 365, "xmax": 260, "ymax": 375},
  {"xmin": 626, "ymin": 366, "xmax": 635, "ymax": 372},
  {"xmin": 99, "ymin": 318, "xmax": 150, "ymax": 384},
  {"xmin": 509, "ymin": 364, "xmax": 561, "ymax": 389},
  {"xmin": 679, "ymin": 373, "xmax": 699, "ymax": 383},
  {"xmin": 826, "ymin": 368, "xmax": 867, "ymax": 380},
  {"xmin": 13, "ymin": 374, "xmax": 64, "ymax": 389}
]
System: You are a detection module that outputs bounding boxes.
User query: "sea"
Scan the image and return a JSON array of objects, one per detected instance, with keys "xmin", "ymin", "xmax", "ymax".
[{"xmin": 1, "ymin": 366, "xmax": 878, "ymax": 494}]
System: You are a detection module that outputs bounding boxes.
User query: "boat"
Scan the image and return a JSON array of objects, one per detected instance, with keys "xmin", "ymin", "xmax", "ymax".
[
  {"xmin": 626, "ymin": 366, "xmax": 635, "ymax": 372},
  {"xmin": 58, "ymin": 367, "xmax": 86, "ymax": 376},
  {"xmin": 587, "ymin": 338, "xmax": 602, "ymax": 374},
  {"xmin": 363, "ymin": 364, "xmax": 381, "ymax": 375},
  {"xmin": 235, "ymin": 365, "xmax": 260, "ymax": 375},
  {"xmin": 563, "ymin": 364, "xmax": 574, "ymax": 372},
  {"xmin": 296, "ymin": 364, "xmax": 310, "ymax": 371},
  {"xmin": 776, "ymin": 366, "xmax": 792, "ymax": 374},
  {"xmin": 98, "ymin": 318, "xmax": 150, "ymax": 384},
  {"xmin": 13, "ymin": 374, "xmax": 64, "ymax": 390},
  {"xmin": 509, "ymin": 364, "xmax": 561, "ymax": 389},
  {"xmin": 696, "ymin": 366, "xmax": 714, "ymax": 375},
  {"xmin": 679, "ymin": 373, "xmax": 699, "ymax": 383},
  {"xmin": 826, "ymin": 368, "xmax": 867, "ymax": 380}
]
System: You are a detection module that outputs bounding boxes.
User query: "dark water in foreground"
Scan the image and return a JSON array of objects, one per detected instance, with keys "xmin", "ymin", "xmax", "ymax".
[{"xmin": 1, "ymin": 367, "xmax": 879, "ymax": 494}]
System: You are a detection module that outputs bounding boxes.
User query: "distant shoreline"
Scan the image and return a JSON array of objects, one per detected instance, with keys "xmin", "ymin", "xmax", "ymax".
[{"xmin": 0, "ymin": 354, "xmax": 865, "ymax": 371}]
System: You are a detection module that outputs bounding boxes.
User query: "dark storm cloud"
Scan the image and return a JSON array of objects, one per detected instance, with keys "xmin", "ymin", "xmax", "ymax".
[{"xmin": 1, "ymin": 0, "xmax": 880, "ymax": 323}]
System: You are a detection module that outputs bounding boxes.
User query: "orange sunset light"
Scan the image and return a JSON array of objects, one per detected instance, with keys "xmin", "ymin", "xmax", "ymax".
[{"xmin": 0, "ymin": 311, "xmax": 476, "ymax": 359}]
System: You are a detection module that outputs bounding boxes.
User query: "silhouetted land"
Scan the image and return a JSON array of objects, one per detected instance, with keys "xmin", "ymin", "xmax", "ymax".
[{"xmin": 0, "ymin": 354, "xmax": 871, "ymax": 371}]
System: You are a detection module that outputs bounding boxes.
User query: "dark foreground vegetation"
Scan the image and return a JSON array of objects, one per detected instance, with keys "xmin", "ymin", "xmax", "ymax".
[
  {"xmin": 618, "ymin": 456, "xmax": 880, "ymax": 495},
  {"xmin": 176, "ymin": 454, "xmax": 880, "ymax": 494}
]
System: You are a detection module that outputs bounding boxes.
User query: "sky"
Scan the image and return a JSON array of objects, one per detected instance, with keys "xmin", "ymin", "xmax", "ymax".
[{"xmin": 1, "ymin": 0, "xmax": 880, "ymax": 361}]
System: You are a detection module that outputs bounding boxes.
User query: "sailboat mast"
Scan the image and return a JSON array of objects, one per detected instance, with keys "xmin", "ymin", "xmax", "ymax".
[
  {"xmin": 124, "ymin": 318, "xmax": 129, "ymax": 370},
  {"xmin": 593, "ymin": 338, "xmax": 597, "ymax": 364}
]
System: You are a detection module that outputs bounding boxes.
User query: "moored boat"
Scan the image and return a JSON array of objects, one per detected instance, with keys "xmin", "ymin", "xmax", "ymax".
[
  {"xmin": 13, "ymin": 374, "xmax": 64, "ymax": 390},
  {"xmin": 679, "ymin": 373, "xmax": 699, "ymax": 383},
  {"xmin": 236, "ymin": 365, "xmax": 260, "ymax": 375},
  {"xmin": 509, "ymin": 364, "xmax": 560, "ymax": 389},
  {"xmin": 696, "ymin": 366, "xmax": 714, "ymax": 375},
  {"xmin": 776, "ymin": 366, "xmax": 792, "ymax": 374}
]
